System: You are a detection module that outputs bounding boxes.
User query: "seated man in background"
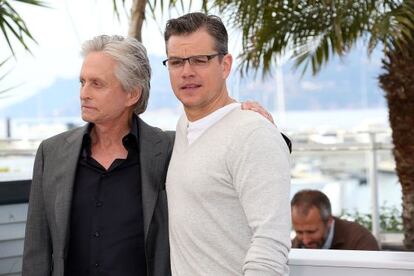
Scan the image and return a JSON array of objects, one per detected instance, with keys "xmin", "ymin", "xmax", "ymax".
[{"xmin": 291, "ymin": 189, "xmax": 380, "ymax": 250}]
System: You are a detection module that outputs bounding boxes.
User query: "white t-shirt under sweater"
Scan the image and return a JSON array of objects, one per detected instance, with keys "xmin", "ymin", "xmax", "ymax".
[
  {"xmin": 166, "ymin": 107, "xmax": 291, "ymax": 276},
  {"xmin": 187, "ymin": 102, "xmax": 240, "ymax": 145}
]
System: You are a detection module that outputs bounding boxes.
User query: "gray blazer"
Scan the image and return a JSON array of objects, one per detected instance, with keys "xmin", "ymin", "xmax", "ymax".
[{"xmin": 22, "ymin": 118, "xmax": 174, "ymax": 276}]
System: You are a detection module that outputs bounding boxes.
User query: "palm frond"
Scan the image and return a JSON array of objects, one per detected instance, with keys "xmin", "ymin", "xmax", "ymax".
[
  {"xmin": 0, "ymin": 57, "xmax": 19, "ymax": 95},
  {"xmin": 0, "ymin": 0, "xmax": 48, "ymax": 56},
  {"xmin": 209, "ymin": 0, "xmax": 414, "ymax": 76}
]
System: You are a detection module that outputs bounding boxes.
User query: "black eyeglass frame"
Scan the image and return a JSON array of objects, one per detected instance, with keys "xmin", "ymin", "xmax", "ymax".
[{"xmin": 162, "ymin": 52, "xmax": 227, "ymax": 67}]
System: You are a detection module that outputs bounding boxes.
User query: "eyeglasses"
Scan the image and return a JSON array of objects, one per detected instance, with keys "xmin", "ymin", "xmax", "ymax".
[{"xmin": 162, "ymin": 53, "xmax": 227, "ymax": 69}]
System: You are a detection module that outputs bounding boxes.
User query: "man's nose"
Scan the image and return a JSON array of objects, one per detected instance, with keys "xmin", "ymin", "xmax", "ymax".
[
  {"xmin": 80, "ymin": 84, "xmax": 91, "ymax": 99},
  {"xmin": 181, "ymin": 61, "xmax": 196, "ymax": 77},
  {"xmin": 302, "ymin": 234, "xmax": 312, "ymax": 245}
]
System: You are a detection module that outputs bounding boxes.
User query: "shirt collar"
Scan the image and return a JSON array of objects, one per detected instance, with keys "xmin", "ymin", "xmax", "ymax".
[
  {"xmin": 81, "ymin": 114, "xmax": 140, "ymax": 158},
  {"xmin": 322, "ymin": 218, "xmax": 335, "ymax": 249}
]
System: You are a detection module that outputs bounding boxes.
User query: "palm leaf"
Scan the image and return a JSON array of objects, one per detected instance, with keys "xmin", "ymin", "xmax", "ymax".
[
  {"xmin": 207, "ymin": 0, "xmax": 414, "ymax": 76},
  {"xmin": 0, "ymin": 57, "xmax": 20, "ymax": 95},
  {"xmin": 0, "ymin": 0, "xmax": 48, "ymax": 56},
  {"xmin": 112, "ymin": 0, "xmax": 127, "ymax": 20}
]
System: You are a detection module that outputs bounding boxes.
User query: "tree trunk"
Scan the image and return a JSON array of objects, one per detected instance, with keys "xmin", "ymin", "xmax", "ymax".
[
  {"xmin": 129, "ymin": 0, "xmax": 148, "ymax": 42},
  {"xmin": 379, "ymin": 42, "xmax": 414, "ymax": 250}
]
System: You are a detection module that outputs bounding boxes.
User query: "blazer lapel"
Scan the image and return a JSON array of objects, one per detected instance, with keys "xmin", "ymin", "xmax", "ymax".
[
  {"xmin": 52, "ymin": 120, "xmax": 166, "ymax": 249},
  {"xmin": 138, "ymin": 118, "xmax": 164, "ymax": 239},
  {"xmin": 54, "ymin": 126, "xmax": 86, "ymax": 254}
]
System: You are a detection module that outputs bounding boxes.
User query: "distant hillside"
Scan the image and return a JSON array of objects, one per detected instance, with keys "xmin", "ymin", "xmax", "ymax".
[
  {"xmin": 0, "ymin": 78, "xmax": 80, "ymax": 118},
  {"xmin": 234, "ymin": 46, "xmax": 386, "ymax": 110},
  {"xmin": 0, "ymin": 56, "xmax": 180, "ymax": 118},
  {"xmin": 0, "ymin": 51, "xmax": 386, "ymax": 118}
]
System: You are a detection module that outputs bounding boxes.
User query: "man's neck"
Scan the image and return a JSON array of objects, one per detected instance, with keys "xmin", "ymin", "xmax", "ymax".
[
  {"xmin": 91, "ymin": 114, "xmax": 132, "ymax": 147},
  {"xmin": 185, "ymin": 95, "xmax": 236, "ymax": 122},
  {"xmin": 89, "ymin": 113, "xmax": 134, "ymax": 170}
]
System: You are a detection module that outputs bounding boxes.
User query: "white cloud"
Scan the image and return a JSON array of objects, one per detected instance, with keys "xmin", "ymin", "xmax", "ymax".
[{"xmin": 301, "ymin": 80, "xmax": 335, "ymax": 92}]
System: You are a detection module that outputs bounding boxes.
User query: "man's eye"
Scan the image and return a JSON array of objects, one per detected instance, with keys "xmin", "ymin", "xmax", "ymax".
[
  {"xmin": 169, "ymin": 59, "xmax": 184, "ymax": 67},
  {"xmin": 191, "ymin": 57, "xmax": 208, "ymax": 65},
  {"xmin": 93, "ymin": 81, "xmax": 103, "ymax": 88}
]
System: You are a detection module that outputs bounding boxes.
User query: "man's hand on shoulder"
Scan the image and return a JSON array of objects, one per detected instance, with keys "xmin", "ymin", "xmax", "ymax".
[{"xmin": 241, "ymin": 101, "xmax": 275, "ymax": 125}]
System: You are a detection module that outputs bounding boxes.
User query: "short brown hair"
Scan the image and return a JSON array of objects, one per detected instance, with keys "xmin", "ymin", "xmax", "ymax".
[
  {"xmin": 291, "ymin": 189, "xmax": 332, "ymax": 223},
  {"xmin": 164, "ymin": 12, "xmax": 228, "ymax": 55}
]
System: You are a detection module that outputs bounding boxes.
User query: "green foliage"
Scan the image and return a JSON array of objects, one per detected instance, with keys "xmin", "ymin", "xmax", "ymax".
[
  {"xmin": 203, "ymin": 0, "xmax": 414, "ymax": 76},
  {"xmin": 0, "ymin": 0, "xmax": 48, "ymax": 56},
  {"xmin": 341, "ymin": 204, "xmax": 403, "ymax": 233},
  {"xmin": 0, "ymin": 57, "xmax": 13, "ymax": 94},
  {"xmin": 110, "ymin": 1, "xmax": 414, "ymax": 77},
  {"xmin": 0, "ymin": 1, "xmax": 47, "ymax": 95}
]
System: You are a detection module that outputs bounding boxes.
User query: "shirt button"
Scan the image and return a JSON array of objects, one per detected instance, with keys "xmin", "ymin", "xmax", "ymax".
[
  {"xmin": 95, "ymin": 201, "xmax": 103, "ymax": 207},
  {"xmin": 94, "ymin": 231, "xmax": 100, "ymax": 238},
  {"xmin": 95, "ymin": 263, "xmax": 100, "ymax": 268}
]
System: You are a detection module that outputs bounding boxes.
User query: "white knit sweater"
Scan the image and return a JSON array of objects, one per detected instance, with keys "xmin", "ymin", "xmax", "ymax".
[{"xmin": 166, "ymin": 108, "xmax": 291, "ymax": 276}]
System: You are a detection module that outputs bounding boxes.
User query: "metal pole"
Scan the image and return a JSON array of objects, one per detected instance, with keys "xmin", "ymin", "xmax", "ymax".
[
  {"xmin": 6, "ymin": 117, "xmax": 11, "ymax": 138},
  {"xmin": 274, "ymin": 56, "xmax": 286, "ymax": 124},
  {"xmin": 368, "ymin": 132, "xmax": 380, "ymax": 242}
]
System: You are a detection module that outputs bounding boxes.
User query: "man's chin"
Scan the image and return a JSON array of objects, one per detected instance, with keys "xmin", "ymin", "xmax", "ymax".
[
  {"xmin": 81, "ymin": 116, "xmax": 94, "ymax": 124},
  {"xmin": 304, "ymin": 243, "xmax": 321, "ymax": 249}
]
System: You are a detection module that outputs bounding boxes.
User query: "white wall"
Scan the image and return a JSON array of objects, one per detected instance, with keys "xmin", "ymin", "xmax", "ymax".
[{"xmin": 289, "ymin": 248, "xmax": 414, "ymax": 276}]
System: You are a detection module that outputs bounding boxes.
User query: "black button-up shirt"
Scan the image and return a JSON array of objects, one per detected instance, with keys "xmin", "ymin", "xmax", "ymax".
[{"xmin": 66, "ymin": 116, "xmax": 146, "ymax": 276}]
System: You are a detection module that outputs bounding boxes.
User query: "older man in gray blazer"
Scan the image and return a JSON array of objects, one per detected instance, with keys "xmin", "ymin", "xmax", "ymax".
[
  {"xmin": 22, "ymin": 33, "xmax": 281, "ymax": 276},
  {"xmin": 22, "ymin": 35, "xmax": 173, "ymax": 276}
]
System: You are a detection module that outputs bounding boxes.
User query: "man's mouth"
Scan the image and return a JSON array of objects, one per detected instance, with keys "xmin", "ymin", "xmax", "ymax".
[
  {"xmin": 81, "ymin": 105, "xmax": 95, "ymax": 110},
  {"xmin": 181, "ymin": 83, "xmax": 202, "ymax": 90}
]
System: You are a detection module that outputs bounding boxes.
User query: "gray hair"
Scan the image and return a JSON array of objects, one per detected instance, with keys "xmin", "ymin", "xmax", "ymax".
[
  {"xmin": 164, "ymin": 12, "xmax": 228, "ymax": 55},
  {"xmin": 81, "ymin": 35, "xmax": 151, "ymax": 115},
  {"xmin": 291, "ymin": 189, "xmax": 332, "ymax": 223}
]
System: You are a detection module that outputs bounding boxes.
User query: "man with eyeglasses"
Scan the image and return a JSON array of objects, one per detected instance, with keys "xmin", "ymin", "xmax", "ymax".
[
  {"xmin": 163, "ymin": 12, "xmax": 291, "ymax": 276},
  {"xmin": 22, "ymin": 33, "xmax": 280, "ymax": 276}
]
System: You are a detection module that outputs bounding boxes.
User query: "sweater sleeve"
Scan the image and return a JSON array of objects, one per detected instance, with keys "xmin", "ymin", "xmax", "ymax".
[{"xmin": 228, "ymin": 125, "xmax": 291, "ymax": 276}]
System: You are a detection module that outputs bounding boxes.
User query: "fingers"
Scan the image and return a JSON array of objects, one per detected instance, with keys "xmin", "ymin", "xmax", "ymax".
[
  {"xmin": 241, "ymin": 101, "xmax": 275, "ymax": 125},
  {"xmin": 241, "ymin": 101, "xmax": 260, "ymax": 110}
]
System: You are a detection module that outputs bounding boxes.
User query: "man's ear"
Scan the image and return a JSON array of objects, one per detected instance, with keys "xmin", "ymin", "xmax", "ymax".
[
  {"xmin": 127, "ymin": 87, "xmax": 142, "ymax": 107},
  {"xmin": 327, "ymin": 216, "xmax": 334, "ymax": 228},
  {"xmin": 222, "ymin": 53, "xmax": 233, "ymax": 79}
]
